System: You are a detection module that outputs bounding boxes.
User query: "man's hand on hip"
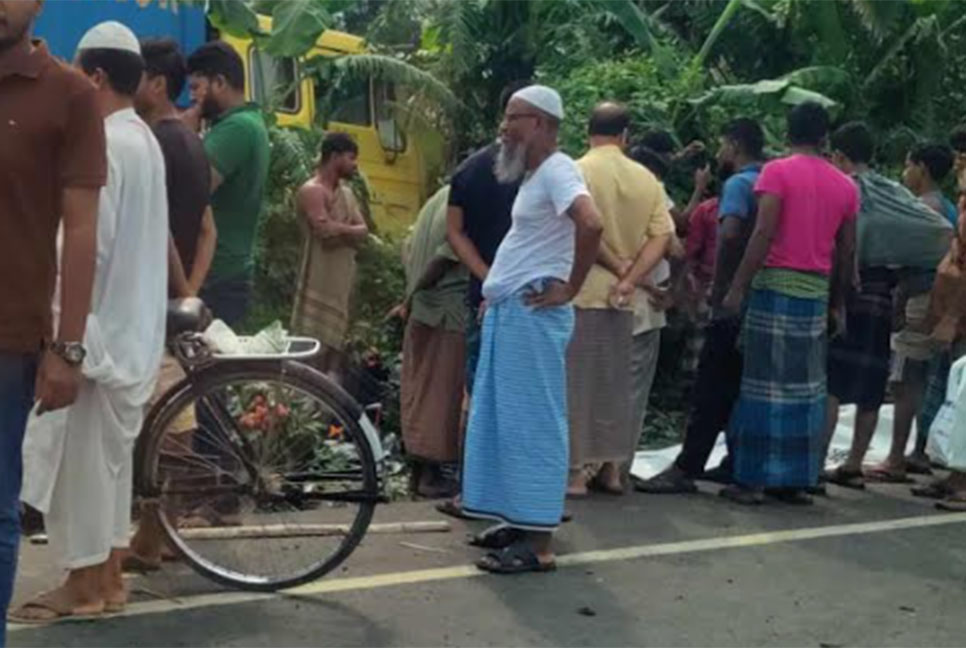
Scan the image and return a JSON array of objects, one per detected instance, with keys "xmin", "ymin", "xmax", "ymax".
[{"xmin": 525, "ymin": 280, "xmax": 575, "ymax": 309}]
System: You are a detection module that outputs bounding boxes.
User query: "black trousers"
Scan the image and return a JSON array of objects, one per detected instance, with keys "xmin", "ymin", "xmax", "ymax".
[{"xmin": 674, "ymin": 317, "xmax": 743, "ymax": 477}]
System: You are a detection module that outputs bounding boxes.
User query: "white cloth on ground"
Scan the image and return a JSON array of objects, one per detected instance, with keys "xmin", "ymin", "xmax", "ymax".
[
  {"xmin": 21, "ymin": 108, "xmax": 168, "ymax": 569},
  {"xmin": 482, "ymin": 152, "xmax": 589, "ymax": 304}
]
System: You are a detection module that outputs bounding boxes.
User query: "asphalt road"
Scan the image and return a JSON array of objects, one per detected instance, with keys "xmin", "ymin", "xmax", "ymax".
[{"xmin": 9, "ymin": 478, "xmax": 966, "ymax": 647}]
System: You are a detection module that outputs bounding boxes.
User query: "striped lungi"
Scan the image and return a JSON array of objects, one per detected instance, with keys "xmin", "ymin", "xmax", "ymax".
[
  {"xmin": 827, "ymin": 267, "xmax": 896, "ymax": 409},
  {"xmin": 731, "ymin": 288, "xmax": 828, "ymax": 488},
  {"xmin": 567, "ymin": 308, "xmax": 634, "ymax": 466},
  {"xmin": 461, "ymin": 281, "xmax": 574, "ymax": 531}
]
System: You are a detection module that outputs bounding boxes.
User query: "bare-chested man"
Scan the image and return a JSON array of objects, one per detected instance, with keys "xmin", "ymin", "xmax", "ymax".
[{"xmin": 291, "ymin": 132, "xmax": 368, "ymax": 374}]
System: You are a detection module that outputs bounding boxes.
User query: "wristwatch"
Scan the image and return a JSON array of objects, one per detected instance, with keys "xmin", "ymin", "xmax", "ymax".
[{"xmin": 49, "ymin": 341, "xmax": 86, "ymax": 367}]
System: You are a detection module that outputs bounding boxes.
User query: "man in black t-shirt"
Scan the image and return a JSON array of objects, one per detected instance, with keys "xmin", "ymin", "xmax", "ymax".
[
  {"xmin": 135, "ymin": 38, "xmax": 215, "ymax": 300},
  {"xmin": 445, "ymin": 143, "xmax": 519, "ymax": 393},
  {"xmin": 126, "ymin": 38, "xmax": 214, "ymax": 570}
]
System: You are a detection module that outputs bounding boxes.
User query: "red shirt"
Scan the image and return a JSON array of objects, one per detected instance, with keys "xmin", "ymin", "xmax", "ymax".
[{"xmin": 685, "ymin": 197, "xmax": 719, "ymax": 285}]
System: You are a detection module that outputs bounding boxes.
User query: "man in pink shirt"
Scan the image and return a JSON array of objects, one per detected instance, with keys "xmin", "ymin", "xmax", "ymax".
[{"xmin": 720, "ymin": 102, "xmax": 859, "ymax": 505}]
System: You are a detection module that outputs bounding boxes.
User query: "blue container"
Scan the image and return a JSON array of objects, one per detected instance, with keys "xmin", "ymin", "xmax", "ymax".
[{"xmin": 34, "ymin": 0, "xmax": 207, "ymax": 104}]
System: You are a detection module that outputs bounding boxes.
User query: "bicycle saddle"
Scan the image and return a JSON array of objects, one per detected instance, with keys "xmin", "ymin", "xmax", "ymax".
[{"xmin": 166, "ymin": 297, "xmax": 211, "ymax": 336}]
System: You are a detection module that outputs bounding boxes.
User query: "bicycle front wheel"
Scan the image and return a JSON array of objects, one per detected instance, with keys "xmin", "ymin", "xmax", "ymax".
[{"xmin": 137, "ymin": 360, "xmax": 380, "ymax": 591}]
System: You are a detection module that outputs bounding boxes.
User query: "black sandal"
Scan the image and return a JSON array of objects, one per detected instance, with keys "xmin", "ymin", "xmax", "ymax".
[
  {"xmin": 435, "ymin": 499, "xmax": 471, "ymax": 520},
  {"xmin": 911, "ymin": 481, "xmax": 951, "ymax": 500},
  {"xmin": 719, "ymin": 485, "xmax": 764, "ymax": 505},
  {"xmin": 468, "ymin": 526, "xmax": 524, "ymax": 550},
  {"xmin": 476, "ymin": 542, "xmax": 557, "ymax": 575},
  {"xmin": 823, "ymin": 466, "xmax": 866, "ymax": 490},
  {"xmin": 634, "ymin": 470, "xmax": 698, "ymax": 495}
]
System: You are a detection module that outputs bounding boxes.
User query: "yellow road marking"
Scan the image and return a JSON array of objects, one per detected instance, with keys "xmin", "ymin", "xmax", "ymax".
[{"xmin": 10, "ymin": 511, "xmax": 966, "ymax": 632}]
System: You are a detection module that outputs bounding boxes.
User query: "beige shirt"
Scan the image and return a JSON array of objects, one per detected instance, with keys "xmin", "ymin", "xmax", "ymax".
[{"xmin": 575, "ymin": 145, "xmax": 673, "ymax": 313}]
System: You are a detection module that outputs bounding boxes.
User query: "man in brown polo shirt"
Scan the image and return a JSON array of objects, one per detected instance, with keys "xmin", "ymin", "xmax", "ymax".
[{"xmin": 0, "ymin": 1, "xmax": 103, "ymax": 641}]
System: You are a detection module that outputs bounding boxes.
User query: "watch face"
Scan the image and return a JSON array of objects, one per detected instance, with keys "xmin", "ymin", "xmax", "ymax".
[
  {"xmin": 57, "ymin": 343, "xmax": 85, "ymax": 365},
  {"xmin": 65, "ymin": 346, "xmax": 85, "ymax": 364}
]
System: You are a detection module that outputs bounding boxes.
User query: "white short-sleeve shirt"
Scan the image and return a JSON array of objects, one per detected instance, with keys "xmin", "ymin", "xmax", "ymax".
[{"xmin": 482, "ymin": 152, "xmax": 589, "ymax": 304}]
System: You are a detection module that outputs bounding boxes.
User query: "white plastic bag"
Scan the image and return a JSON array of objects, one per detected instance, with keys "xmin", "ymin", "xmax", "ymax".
[
  {"xmin": 202, "ymin": 319, "xmax": 244, "ymax": 355},
  {"xmin": 240, "ymin": 321, "xmax": 289, "ymax": 355},
  {"xmin": 927, "ymin": 355, "xmax": 966, "ymax": 468}
]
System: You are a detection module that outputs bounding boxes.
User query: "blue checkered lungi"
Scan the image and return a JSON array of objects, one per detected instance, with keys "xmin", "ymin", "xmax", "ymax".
[{"xmin": 731, "ymin": 288, "xmax": 828, "ymax": 488}]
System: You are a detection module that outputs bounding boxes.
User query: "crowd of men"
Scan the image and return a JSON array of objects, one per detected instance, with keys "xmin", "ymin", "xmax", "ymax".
[
  {"xmin": 397, "ymin": 87, "xmax": 966, "ymax": 571},
  {"xmin": 3, "ymin": 0, "xmax": 966, "ymax": 639}
]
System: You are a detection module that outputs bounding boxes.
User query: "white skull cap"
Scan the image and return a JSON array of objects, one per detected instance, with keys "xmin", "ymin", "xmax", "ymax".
[
  {"xmin": 510, "ymin": 85, "xmax": 564, "ymax": 120},
  {"xmin": 77, "ymin": 21, "xmax": 141, "ymax": 55}
]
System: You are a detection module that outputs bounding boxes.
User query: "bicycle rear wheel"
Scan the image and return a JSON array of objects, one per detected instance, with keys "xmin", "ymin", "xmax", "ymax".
[{"xmin": 137, "ymin": 360, "xmax": 379, "ymax": 591}]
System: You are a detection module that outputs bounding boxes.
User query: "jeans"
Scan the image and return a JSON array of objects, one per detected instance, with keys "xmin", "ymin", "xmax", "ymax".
[
  {"xmin": 200, "ymin": 275, "xmax": 253, "ymax": 328},
  {"xmin": 0, "ymin": 353, "xmax": 38, "ymax": 646},
  {"xmin": 675, "ymin": 318, "xmax": 742, "ymax": 477}
]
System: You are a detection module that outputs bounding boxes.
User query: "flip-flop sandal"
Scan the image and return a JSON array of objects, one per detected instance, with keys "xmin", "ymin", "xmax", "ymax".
[
  {"xmin": 719, "ymin": 485, "xmax": 764, "ymax": 506},
  {"xmin": 633, "ymin": 471, "xmax": 698, "ymax": 495},
  {"xmin": 823, "ymin": 467, "xmax": 866, "ymax": 490},
  {"xmin": 863, "ymin": 468, "xmax": 913, "ymax": 484},
  {"xmin": 904, "ymin": 457, "xmax": 934, "ymax": 475},
  {"xmin": 475, "ymin": 542, "xmax": 556, "ymax": 575},
  {"xmin": 8, "ymin": 593, "xmax": 105, "ymax": 625},
  {"xmin": 435, "ymin": 500, "xmax": 471, "ymax": 520},
  {"xmin": 468, "ymin": 526, "xmax": 523, "ymax": 550},
  {"xmin": 911, "ymin": 482, "xmax": 952, "ymax": 499},
  {"xmin": 179, "ymin": 505, "xmax": 242, "ymax": 529}
]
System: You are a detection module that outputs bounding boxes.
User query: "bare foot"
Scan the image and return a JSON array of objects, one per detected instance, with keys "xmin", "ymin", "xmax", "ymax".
[
  {"xmin": 102, "ymin": 550, "xmax": 129, "ymax": 612},
  {"xmin": 567, "ymin": 468, "xmax": 588, "ymax": 497},
  {"xmin": 595, "ymin": 463, "xmax": 624, "ymax": 494}
]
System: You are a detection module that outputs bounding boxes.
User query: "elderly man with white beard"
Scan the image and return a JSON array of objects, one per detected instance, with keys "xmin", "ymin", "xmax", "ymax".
[{"xmin": 459, "ymin": 85, "xmax": 603, "ymax": 574}]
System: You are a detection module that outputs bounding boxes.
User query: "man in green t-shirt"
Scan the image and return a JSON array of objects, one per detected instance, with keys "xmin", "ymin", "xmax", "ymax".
[{"xmin": 186, "ymin": 42, "xmax": 270, "ymax": 326}]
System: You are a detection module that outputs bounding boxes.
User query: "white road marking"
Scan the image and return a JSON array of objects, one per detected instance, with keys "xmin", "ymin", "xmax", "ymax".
[{"xmin": 10, "ymin": 511, "xmax": 966, "ymax": 632}]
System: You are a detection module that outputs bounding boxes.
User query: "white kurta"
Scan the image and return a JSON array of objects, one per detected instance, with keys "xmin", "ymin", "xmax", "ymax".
[{"xmin": 22, "ymin": 108, "xmax": 168, "ymax": 569}]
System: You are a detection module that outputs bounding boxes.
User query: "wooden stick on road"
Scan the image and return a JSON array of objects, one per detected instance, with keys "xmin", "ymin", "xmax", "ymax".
[{"xmin": 179, "ymin": 520, "xmax": 451, "ymax": 540}]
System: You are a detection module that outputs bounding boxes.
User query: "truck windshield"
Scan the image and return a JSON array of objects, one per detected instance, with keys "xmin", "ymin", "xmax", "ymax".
[
  {"xmin": 249, "ymin": 48, "xmax": 300, "ymax": 113},
  {"xmin": 324, "ymin": 75, "xmax": 372, "ymax": 126}
]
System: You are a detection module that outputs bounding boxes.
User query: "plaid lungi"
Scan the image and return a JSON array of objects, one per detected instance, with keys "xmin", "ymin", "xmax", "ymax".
[
  {"xmin": 827, "ymin": 267, "xmax": 896, "ymax": 409},
  {"xmin": 731, "ymin": 288, "xmax": 828, "ymax": 488}
]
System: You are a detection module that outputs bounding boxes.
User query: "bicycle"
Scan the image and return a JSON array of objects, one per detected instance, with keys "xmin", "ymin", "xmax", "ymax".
[{"xmin": 132, "ymin": 299, "xmax": 386, "ymax": 592}]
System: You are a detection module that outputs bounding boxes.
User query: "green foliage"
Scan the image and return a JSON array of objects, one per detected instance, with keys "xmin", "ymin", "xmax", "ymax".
[
  {"xmin": 206, "ymin": 0, "xmax": 261, "ymax": 38},
  {"xmin": 263, "ymin": 0, "xmax": 331, "ymax": 57},
  {"xmin": 544, "ymin": 56, "xmax": 682, "ymax": 156}
]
